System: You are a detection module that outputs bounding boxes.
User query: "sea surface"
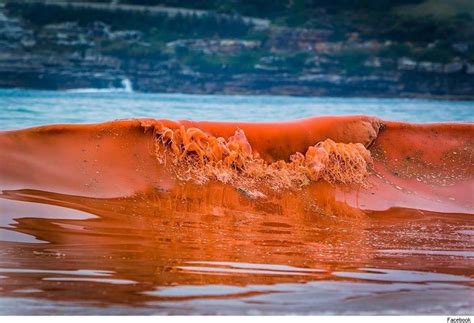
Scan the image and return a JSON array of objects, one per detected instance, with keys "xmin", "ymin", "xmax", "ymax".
[
  {"xmin": 0, "ymin": 89, "xmax": 473, "ymax": 314},
  {"xmin": 0, "ymin": 89, "xmax": 473, "ymax": 130}
]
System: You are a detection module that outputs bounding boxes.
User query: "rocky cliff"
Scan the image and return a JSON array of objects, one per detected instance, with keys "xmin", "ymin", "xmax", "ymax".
[{"xmin": 1, "ymin": 1, "xmax": 473, "ymax": 99}]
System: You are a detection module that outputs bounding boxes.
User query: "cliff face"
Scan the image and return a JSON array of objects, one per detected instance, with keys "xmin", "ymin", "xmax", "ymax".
[{"xmin": 1, "ymin": 1, "xmax": 473, "ymax": 99}]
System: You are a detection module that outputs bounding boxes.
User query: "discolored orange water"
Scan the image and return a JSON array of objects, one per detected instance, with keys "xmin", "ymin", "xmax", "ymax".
[{"xmin": 0, "ymin": 116, "xmax": 473, "ymax": 314}]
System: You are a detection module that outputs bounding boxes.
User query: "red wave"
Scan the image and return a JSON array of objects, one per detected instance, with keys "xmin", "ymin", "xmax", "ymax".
[{"xmin": 0, "ymin": 116, "xmax": 472, "ymax": 215}]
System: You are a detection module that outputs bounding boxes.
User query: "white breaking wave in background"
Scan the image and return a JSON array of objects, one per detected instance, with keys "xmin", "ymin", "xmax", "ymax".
[{"xmin": 120, "ymin": 78, "xmax": 133, "ymax": 93}]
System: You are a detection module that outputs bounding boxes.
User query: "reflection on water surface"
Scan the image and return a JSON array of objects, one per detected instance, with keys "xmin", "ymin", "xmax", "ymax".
[{"xmin": 0, "ymin": 187, "xmax": 472, "ymax": 314}]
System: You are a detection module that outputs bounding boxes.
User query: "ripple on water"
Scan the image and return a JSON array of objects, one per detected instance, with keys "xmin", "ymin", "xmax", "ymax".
[
  {"xmin": 176, "ymin": 261, "xmax": 324, "ymax": 277},
  {"xmin": 333, "ymin": 268, "xmax": 472, "ymax": 282},
  {"xmin": 378, "ymin": 249, "xmax": 474, "ymax": 258}
]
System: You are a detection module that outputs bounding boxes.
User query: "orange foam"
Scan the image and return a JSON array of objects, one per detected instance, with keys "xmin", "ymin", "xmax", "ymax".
[{"xmin": 145, "ymin": 123, "xmax": 372, "ymax": 196}]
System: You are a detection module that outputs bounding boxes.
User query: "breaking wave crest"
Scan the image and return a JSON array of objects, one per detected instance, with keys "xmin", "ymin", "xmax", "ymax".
[{"xmin": 143, "ymin": 122, "xmax": 373, "ymax": 197}]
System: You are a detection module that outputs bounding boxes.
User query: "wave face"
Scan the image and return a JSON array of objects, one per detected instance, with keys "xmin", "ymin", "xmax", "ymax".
[{"xmin": 0, "ymin": 115, "xmax": 472, "ymax": 214}]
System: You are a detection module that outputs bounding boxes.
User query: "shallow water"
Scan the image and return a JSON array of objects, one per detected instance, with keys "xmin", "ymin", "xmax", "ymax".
[{"xmin": 0, "ymin": 90, "xmax": 473, "ymax": 314}]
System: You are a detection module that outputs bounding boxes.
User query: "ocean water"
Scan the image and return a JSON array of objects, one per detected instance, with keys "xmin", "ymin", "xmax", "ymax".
[
  {"xmin": 0, "ymin": 89, "xmax": 473, "ymax": 130},
  {"xmin": 0, "ymin": 89, "xmax": 473, "ymax": 315}
]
